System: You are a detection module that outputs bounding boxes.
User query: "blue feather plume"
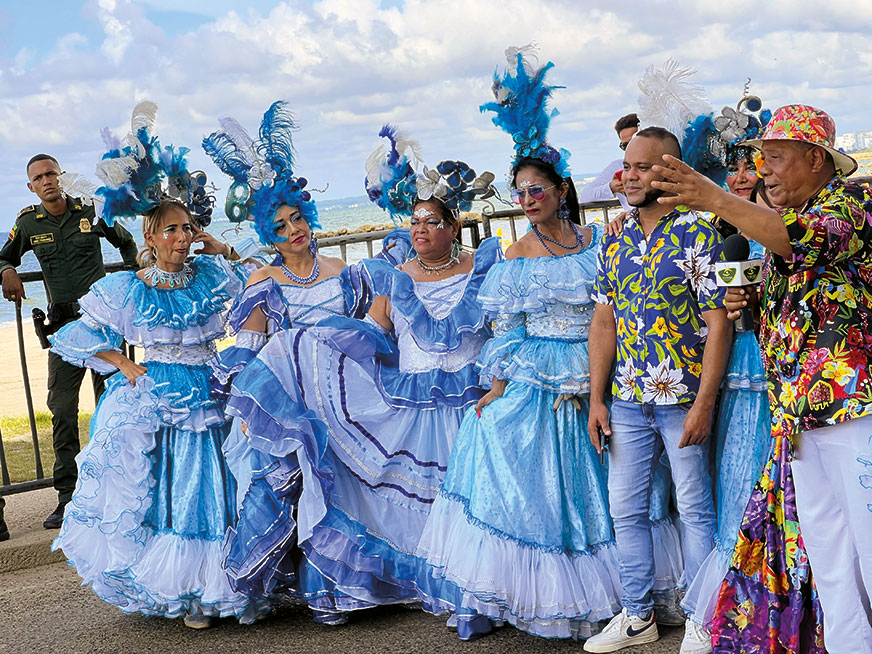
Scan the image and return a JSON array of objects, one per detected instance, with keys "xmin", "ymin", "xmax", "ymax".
[
  {"xmin": 682, "ymin": 114, "xmax": 727, "ymax": 187},
  {"xmin": 257, "ymin": 101, "xmax": 297, "ymax": 175},
  {"xmin": 480, "ymin": 50, "xmax": 570, "ymax": 176},
  {"xmin": 202, "ymin": 131, "xmax": 252, "ymax": 183}
]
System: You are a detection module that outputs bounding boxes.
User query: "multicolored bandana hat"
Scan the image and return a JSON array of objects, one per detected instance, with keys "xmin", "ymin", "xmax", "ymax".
[
  {"xmin": 364, "ymin": 124, "xmax": 497, "ymax": 221},
  {"xmin": 481, "ymin": 45, "xmax": 571, "ymax": 177},
  {"xmin": 58, "ymin": 100, "xmax": 214, "ymax": 228},
  {"xmin": 203, "ymin": 101, "xmax": 320, "ymax": 245},
  {"xmin": 742, "ymin": 104, "xmax": 858, "ymax": 176},
  {"xmin": 364, "ymin": 124, "xmax": 422, "ymax": 223}
]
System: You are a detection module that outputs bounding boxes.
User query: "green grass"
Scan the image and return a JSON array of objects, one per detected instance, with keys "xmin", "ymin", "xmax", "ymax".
[{"xmin": 0, "ymin": 413, "xmax": 91, "ymax": 483}]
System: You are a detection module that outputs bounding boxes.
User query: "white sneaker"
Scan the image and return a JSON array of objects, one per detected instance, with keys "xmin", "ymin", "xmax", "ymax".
[
  {"xmin": 183, "ymin": 614, "xmax": 212, "ymax": 630},
  {"xmin": 583, "ymin": 608, "xmax": 659, "ymax": 653},
  {"xmin": 679, "ymin": 620, "xmax": 712, "ymax": 654}
]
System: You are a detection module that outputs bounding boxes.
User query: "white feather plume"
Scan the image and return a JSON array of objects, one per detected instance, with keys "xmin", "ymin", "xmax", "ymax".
[
  {"xmin": 130, "ymin": 100, "xmax": 158, "ymax": 134},
  {"xmin": 390, "ymin": 129, "xmax": 423, "ymax": 168},
  {"xmin": 505, "ymin": 43, "xmax": 540, "ymax": 75},
  {"xmin": 100, "ymin": 127, "xmax": 122, "ymax": 152},
  {"xmin": 58, "ymin": 173, "xmax": 99, "ymax": 204},
  {"xmin": 218, "ymin": 116, "xmax": 259, "ymax": 168},
  {"xmin": 95, "ymin": 155, "xmax": 137, "ymax": 187},
  {"xmin": 365, "ymin": 144, "xmax": 388, "ymax": 187},
  {"xmin": 364, "ymin": 130, "xmax": 423, "ymax": 188},
  {"xmin": 637, "ymin": 59, "xmax": 711, "ymax": 137}
]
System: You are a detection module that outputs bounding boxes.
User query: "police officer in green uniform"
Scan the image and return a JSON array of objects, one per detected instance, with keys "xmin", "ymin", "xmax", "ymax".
[{"xmin": 0, "ymin": 154, "xmax": 138, "ymax": 534}]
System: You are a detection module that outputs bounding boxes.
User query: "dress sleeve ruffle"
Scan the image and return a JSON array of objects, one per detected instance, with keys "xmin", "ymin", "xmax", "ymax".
[
  {"xmin": 374, "ymin": 227, "xmax": 413, "ymax": 267},
  {"xmin": 476, "ymin": 325, "xmax": 526, "ymax": 385},
  {"xmin": 478, "ymin": 224, "xmax": 601, "ymax": 316},
  {"xmin": 358, "ymin": 237, "xmax": 503, "ymax": 354},
  {"xmin": 49, "ymin": 315, "xmax": 124, "ymax": 374},
  {"xmin": 208, "ymin": 330, "xmax": 269, "ymax": 400},
  {"xmin": 75, "ymin": 255, "xmax": 241, "ymax": 346},
  {"xmin": 226, "ymin": 277, "xmax": 291, "ymax": 334}
]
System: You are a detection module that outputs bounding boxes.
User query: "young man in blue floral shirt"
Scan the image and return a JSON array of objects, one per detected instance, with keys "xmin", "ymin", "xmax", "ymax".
[{"xmin": 585, "ymin": 127, "xmax": 732, "ymax": 654}]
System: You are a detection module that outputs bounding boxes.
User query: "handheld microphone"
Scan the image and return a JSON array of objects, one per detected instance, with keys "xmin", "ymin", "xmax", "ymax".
[{"xmin": 715, "ymin": 234, "xmax": 762, "ymax": 332}]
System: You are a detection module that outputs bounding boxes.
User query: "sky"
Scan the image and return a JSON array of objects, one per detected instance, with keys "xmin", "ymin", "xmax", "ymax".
[{"xmin": 1, "ymin": 0, "xmax": 871, "ymax": 231}]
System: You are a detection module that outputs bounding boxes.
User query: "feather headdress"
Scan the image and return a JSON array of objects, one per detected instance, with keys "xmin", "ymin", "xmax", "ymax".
[
  {"xmin": 364, "ymin": 124, "xmax": 422, "ymax": 223},
  {"xmin": 58, "ymin": 100, "xmax": 213, "ymax": 227},
  {"xmin": 636, "ymin": 61, "xmax": 771, "ymax": 186},
  {"xmin": 364, "ymin": 124, "xmax": 497, "ymax": 222},
  {"xmin": 480, "ymin": 45, "xmax": 571, "ymax": 177},
  {"xmin": 203, "ymin": 100, "xmax": 319, "ymax": 245}
]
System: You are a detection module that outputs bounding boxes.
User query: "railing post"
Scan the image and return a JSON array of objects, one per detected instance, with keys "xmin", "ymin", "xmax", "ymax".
[
  {"xmin": 15, "ymin": 302, "xmax": 44, "ymax": 480},
  {"xmin": 0, "ymin": 425, "xmax": 11, "ymax": 486}
]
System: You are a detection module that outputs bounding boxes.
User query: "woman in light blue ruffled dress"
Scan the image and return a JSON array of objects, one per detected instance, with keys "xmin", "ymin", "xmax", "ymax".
[
  {"xmin": 417, "ymin": 156, "xmax": 623, "ymax": 640},
  {"xmin": 50, "ymin": 200, "xmax": 263, "ymax": 627},
  {"xmin": 227, "ymin": 153, "xmax": 501, "ymax": 622}
]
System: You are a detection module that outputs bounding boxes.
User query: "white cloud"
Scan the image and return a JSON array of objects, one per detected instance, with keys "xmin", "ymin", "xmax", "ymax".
[{"xmin": 1, "ymin": 0, "xmax": 871, "ymax": 231}]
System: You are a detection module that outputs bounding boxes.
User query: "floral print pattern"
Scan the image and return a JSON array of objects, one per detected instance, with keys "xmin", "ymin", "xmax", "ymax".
[
  {"xmin": 761, "ymin": 176, "xmax": 872, "ymax": 439},
  {"xmin": 594, "ymin": 207, "xmax": 726, "ymax": 404},
  {"xmin": 711, "ymin": 433, "xmax": 825, "ymax": 653}
]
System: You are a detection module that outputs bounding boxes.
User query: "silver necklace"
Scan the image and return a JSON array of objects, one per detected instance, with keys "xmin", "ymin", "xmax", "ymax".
[
  {"xmin": 416, "ymin": 243, "xmax": 461, "ymax": 275},
  {"xmin": 143, "ymin": 263, "xmax": 194, "ymax": 288},
  {"xmin": 532, "ymin": 222, "xmax": 583, "ymax": 257},
  {"xmin": 280, "ymin": 255, "xmax": 320, "ymax": 285}
]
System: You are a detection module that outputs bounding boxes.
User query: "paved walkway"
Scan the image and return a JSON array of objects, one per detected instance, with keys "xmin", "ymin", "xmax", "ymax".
[
  {"xmin": 1, "ymin": 562, "xmax": 684, "ymax": 654},
  {"xmin": 0, "ymin": 488, "xmax": 685, "ymax": 653}
]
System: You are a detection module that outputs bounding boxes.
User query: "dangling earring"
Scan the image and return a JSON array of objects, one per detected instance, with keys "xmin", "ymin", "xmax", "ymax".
[
  {"xmin": 557, "ymin": 198, "xmax": 570, "ymax": 221},
  {"xmin": 309, "ymin": 235, "xmax": 318, "ymax": 256}
]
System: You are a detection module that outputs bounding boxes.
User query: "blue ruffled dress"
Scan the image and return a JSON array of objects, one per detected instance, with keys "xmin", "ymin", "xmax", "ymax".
[
  {"xmin": 417, "ymin": 224, "xmax": 624, "ymax": 640},
  {"xmin": 49, "ymin": 255, "xmax": 264, "ymax": 622},
  {"xmin": 681, "ymin": 240, "xmax": 770, "ymax": 626},
  {"xmin": 226, "ymin": 238, "xmax": 502, "ymax": 619},
  {"xmin": 210, "ymin": 274, "xmax": 357, "ymax": 614}
]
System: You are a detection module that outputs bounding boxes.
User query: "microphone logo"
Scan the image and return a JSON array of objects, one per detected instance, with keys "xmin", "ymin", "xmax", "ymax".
[{"xmin": 717, "ymin": 268, "xmax": 737, "ymax": 284}]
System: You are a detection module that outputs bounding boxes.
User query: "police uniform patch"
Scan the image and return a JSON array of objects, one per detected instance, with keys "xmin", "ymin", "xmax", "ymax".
[
  {"xmin": 6, "ymin": 225, "xmax": 15, "ymax": 241},
  {"xmin": 17, "ymin": 204, "xmax": 36, "ymax": 218},
  {"xmin": 79, "ymin": 218, "xmax": 91, "ymax": 233},
  {"xmin": 30, "ymin": 233, "xmax": 55, "ymax": 245}
]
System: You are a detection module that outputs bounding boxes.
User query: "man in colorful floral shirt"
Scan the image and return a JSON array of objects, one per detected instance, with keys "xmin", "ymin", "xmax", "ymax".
[
  {"xmin": 585, "ymin": 127, "xmax": 732, "ymax": 654},
  {"xmin": 652, "ymin": 104, "xmax": 872, "ymax": 654}
]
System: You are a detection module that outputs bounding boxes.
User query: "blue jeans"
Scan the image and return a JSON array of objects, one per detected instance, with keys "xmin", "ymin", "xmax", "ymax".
[{"xmin": 608, "ymin": 399, "xmax": 716, "ymax": 618}]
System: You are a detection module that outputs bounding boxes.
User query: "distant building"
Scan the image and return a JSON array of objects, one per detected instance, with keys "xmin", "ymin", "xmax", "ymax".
[{"xmin": 836, "ymin": 130, "xmax": 872, "ymax": 152}]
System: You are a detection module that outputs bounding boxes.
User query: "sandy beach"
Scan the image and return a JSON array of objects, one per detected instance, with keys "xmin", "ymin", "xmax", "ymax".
[{"xmin": 0, "ymin": 320, "xmax": 98, "ymax": 420}]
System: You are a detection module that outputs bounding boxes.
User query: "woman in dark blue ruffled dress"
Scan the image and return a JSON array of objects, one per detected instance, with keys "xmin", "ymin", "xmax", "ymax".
[{"xmin": 225, "ymin": 127, "xmax": 502, "ymax": 623}]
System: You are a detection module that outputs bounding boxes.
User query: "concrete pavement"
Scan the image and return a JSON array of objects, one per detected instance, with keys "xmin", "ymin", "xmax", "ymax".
[
  {"xmin": 0, "ymin": 487, "xmax": 65, "ymax": 573},
  {"xmin": 0, "ymin": 562, "xmax": 684, "ymax": 654},
  {"xmin": 0, "ymin": 488, "xmax": 685, "ymax": 653}
]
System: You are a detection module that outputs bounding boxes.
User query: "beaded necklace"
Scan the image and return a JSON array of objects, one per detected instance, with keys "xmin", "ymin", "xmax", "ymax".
[
  {"xmin": 532, "ymin": 222, "xmax": 583, "ymax": 257},
  {"xmin": 143, "ymin": 263, "xmax": 194, "ymax": 288},
  {"xmin": 280, "ymin": 255, "xmax": 320, "ymax": 285},
  {"xmin": 415, "ymin": 242, "xmax": 461, "ymax": 275}
]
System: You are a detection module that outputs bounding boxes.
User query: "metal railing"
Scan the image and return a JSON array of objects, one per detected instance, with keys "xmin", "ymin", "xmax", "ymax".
[{"xmin": 0, "ymin": 199, "xmax": 622, "ymax": 496}]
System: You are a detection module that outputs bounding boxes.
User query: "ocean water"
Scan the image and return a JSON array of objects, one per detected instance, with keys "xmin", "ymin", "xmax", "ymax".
[
  {"xmin": 0, "ymin": 195, "xmax": 390, "ymax": 324},
  {"xmin": 0, "ymin": 184, "xmax": 614, "ymax": 325}
]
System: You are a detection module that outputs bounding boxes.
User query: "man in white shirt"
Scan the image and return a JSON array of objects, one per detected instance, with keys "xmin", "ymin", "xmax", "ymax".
[{"xmin": 579, "ymin": 113, "xmax": 639, "ymax": 210}]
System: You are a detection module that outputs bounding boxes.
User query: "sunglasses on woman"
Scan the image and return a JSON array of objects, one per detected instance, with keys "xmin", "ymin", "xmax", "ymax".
[{"xmin": 510, "ymin": 184, "xmax": 555, "ymax": 204}]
